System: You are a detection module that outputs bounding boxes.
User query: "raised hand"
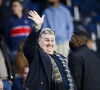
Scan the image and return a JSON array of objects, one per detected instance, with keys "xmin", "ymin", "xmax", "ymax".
[{"xmin": 28, "ymin": 11, "xmax": 45, "ymax": 29}]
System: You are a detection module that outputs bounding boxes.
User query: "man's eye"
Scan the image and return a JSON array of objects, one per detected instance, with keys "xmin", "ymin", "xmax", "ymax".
[
  {"xmin": 51, "ymin": 40, "xmax": 54, "ymax": 42},
  {"xmin": 45, "ymin": 40, "xmax": 49, "ymax": 42}
]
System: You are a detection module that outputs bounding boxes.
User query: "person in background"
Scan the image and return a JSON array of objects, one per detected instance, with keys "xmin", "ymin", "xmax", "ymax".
[
  {"xmin": 13, "ymin": 40, "xmax": 28, "ymax": 76},
  {"xmin": 0, "ymin": 0, "xmax": 12, "ymax": 35},
  {"xmin": 12, "ymin": 65, "xmax": 29, "ymax": 90},
  {"xmin": 0, "ymin": 36, "xmax": 13, "ymax": 90},
  {"xmin": 86, "ymin": 38, "xmax": 94, "ymax": 51},
  {"xmin": 42, "ymin": 0, "xmax": 73, "ymax": 58},
  {"xmin": 4, "ymin": 0, "xmax": 31, "ymax": 63},
  {"xmin": 68, "ymin": 30, "xmax": 100, "ymax": 90}
]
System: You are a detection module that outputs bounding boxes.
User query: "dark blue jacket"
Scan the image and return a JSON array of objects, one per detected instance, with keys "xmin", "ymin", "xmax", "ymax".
[
  {"xmin": 69, "ymin": 44, "xmax": 100, "ymax": 90},
  {"xmin": 23, "ymin": 27, "xmax": 52, "ymax": 90},
  {"xmin": 23, "ymin": 27, "xmax": 77, "ymax": 90},
  {"xmin": 5, "ymin": 15, "xmax": 31, "ymax": 51},
  {"xmin": 12, "ymin": 77, "xmax": 24, "ymax": 90}
]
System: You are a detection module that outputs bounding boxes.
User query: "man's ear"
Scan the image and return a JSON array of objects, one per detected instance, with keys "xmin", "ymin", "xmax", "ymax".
[{"xmin": 76, "ymin": 39, "xmax": 82, "ymax": 48}]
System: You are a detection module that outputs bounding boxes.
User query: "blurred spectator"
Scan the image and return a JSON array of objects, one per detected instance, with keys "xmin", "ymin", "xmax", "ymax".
[
  {"xmin": 42, "ymin": 0, "xmax": 73, "ymax": 57},
  {"xmin": 0, "ymin": 36, "xmax": 13, "ymax": 90},
  {"xmin": 4, "ymin": 0, "xmax": 31, "ymax": 62},
  {"xmin": 0, "ymin": 0, "xmax": 12, "ymax": 35},
  {"xmin": 68, "ymin": 30, "xmax": 100, "ymax": 90},
  {"xmin": 13, "ymin": 40, "xmax": 28, "ymax": 76},
  {"xmin": 86, "ymin": 38, "xmax": 94, "ymax": 51},
  {"xmin": 12, "ymin": 65, "xmax": 29, "ymax": 90}
]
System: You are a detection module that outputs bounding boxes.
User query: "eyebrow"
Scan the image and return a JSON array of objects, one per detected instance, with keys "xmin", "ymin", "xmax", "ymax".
[{"xmin": 44, "ymin": 38, "xmax": 55, "ymax": 40}]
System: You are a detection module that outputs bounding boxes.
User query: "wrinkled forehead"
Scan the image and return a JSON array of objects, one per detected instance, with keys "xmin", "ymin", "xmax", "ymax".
[
  {"xmin": 40, "ymin": 34, "xmax": 55, "ymax": 40},
  {"xmin": 23, "ymin": 67, "xmax": 29, "ymax": 72}
]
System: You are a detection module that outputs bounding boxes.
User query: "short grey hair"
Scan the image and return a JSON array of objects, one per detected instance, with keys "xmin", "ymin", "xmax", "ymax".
[{"xmin": 39, "ymin": 28, "xmax": 55, "ymax": 37}]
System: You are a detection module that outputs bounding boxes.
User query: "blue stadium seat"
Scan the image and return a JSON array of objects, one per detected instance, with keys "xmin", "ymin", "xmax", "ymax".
[
  {"xmin": 80, "ymin": 0, "xmax": 97, "ymax": 14},
  {"xmin": 93, "ymin": 15, "xmax": 100, "ymax": 22},
  {"xmin": 88, "ymin": 23, "xmax": 97, "ymax": 33}
]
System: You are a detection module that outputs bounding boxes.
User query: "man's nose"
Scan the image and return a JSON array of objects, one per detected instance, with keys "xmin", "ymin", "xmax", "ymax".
[{"xmin": 48, "ymin": 41, "xmax": 52, "ymax": 45}]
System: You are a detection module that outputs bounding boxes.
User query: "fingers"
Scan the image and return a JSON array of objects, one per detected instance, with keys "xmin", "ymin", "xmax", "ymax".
[
  {"xmin": 29, "ymin": 11, "xmax": 35, "ymax": 18},
  {"xmin": 33, "ymin": 11, "xmax": 38, "ymax": 15},
  {"xmin": 28, "ymin": 16, "xmax": 33, "ymax": 20},
  {"xmin": 29, "ymin": 10, "xmax": 39, "ymax": 17},
  {"xmin": 42, "ymin": 15, "xmax": 45, "ymax": 20},
  {"xmin": 28, "ymin": 10, "xmax": 44, "ymax": 26},
  {"xmin": 28, "ymin": 11, "xmax": 37, "ymax": 21}
]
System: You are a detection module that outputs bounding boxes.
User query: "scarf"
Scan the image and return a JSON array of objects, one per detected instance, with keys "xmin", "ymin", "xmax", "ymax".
[{"xmin": 49, "ymin": 52, "xmax": 75, "ymax": 90}]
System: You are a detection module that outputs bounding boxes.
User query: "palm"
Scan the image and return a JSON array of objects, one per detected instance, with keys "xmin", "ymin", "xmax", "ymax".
[{"xmin": 28, "ymin": 11, "xmax": 44, "ymax": 25}]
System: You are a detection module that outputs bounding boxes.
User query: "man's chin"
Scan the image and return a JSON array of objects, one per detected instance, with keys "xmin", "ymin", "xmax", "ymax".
[{"xmin": 45, "ymin": 49, "xmax": 54, "ymax": 55}]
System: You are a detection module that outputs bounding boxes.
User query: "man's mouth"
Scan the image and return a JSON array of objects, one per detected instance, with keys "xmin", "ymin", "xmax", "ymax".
[{"xmin": 46, "ymin": 47, "xmax": 53, "ymax": 51}]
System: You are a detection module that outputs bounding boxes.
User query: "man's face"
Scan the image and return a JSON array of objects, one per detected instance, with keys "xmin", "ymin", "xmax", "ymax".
[
  {"xmin": 12, "ymin": 1, "xmax": 23, "ymax": 15},
  {"xmin": 22, "ymin": 67, "xmax": 29, "ymax": 81},
  {"xmin": 38, "ymin": 34, "xmax": 55, "ymax": 54},
  {"xmin": 69, "ymin": 34, "xmax": 78, "ymax": 51}
]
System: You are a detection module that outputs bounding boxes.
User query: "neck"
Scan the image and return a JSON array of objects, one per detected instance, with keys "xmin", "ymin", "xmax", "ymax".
[
  {"xmin": 53, "ymin": 2, "xmax": 59, "ymax": 8},
  {"xmin": 17, "ymin": 12, "xmax": 22, "ymax": 19},
  {"xmin": 77, "ymin": 43, "xmax": 85, "ymax": 49}
]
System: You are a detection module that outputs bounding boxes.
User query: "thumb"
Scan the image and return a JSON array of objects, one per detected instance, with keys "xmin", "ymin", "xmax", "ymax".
[{"xmin": 42, "ymin": 15, "xmax": 45, "ymax": 20}]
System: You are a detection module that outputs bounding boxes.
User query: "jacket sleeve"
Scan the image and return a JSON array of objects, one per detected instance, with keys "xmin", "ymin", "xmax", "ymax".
[
  {"xmin": 23, "ymin": 27, "xmax": 41, "ymax": 64},
  {"xmin": 68, "ymin": 55, "xmax": 83, "ymax": 90}
]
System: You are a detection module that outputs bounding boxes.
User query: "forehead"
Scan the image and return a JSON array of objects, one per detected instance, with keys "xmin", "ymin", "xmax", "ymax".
[
  {"xmin": 41, "ymin": 34, "xmax": 55, "ymax": 39},
  {"xmin": 24, "ymin": 67, "xmax": 29, "ymax": 71},
  {"xmin": 12, "ymin": 1, "xmax": 21, "ymax": 5}
]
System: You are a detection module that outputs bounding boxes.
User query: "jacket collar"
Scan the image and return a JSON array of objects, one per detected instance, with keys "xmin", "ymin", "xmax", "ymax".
[
  {"xmin": 69, "ymin": 44, "xmax": 87, "ymax": 55},
  {"xmin": 75, "ymin": 44, "xmax": 87, "ymax": 51}
]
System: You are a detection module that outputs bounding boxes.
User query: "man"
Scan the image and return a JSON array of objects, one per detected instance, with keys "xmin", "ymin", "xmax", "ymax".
[
  {"xmin": 42, "ymin": 0, "xmax": 73, "ymax": 57},
  {"xmin": 23, "ymin": 11, "xmax": 76, "ymax": 90},
  {"xmin": 12, "ymin": 65, "xmax": 29, "ymax": 90},
  {"xmin": 4, "ymin": 0, "xmax": 31, "ymax": 62},
  {"xmin": 0, "ymin": 36, "xmax": 13, "ymax": 90},
  {"xmin": 68, "ymin": 30, "xmax": 100, "ymax": 90}
]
